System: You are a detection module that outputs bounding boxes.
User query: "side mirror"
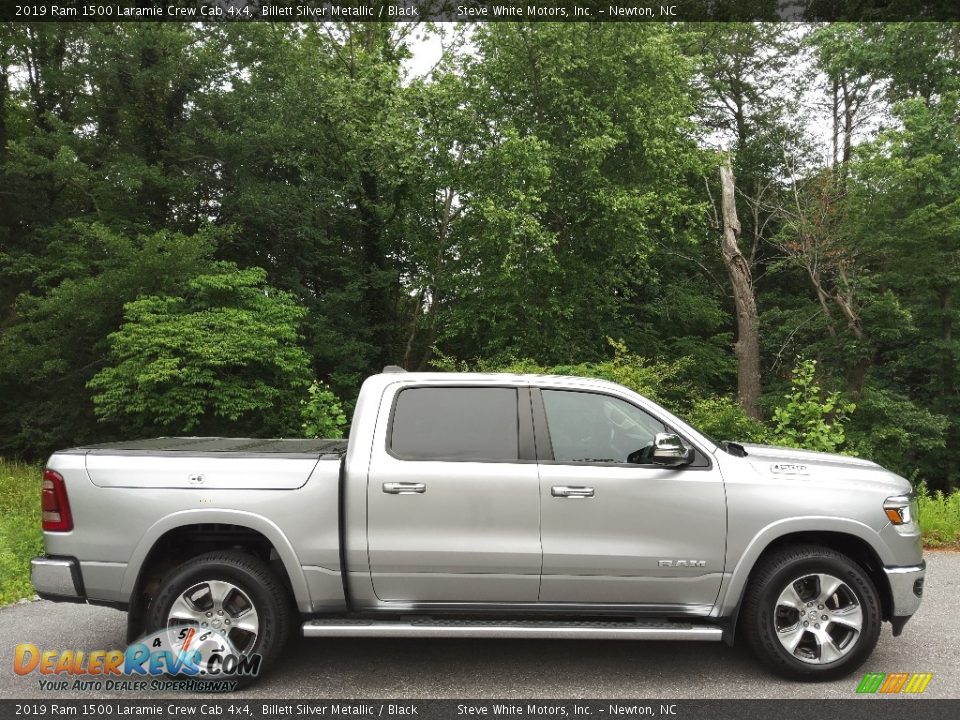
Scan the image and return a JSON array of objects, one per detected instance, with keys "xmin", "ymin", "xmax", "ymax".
[{"xmin": 651, "ymin": 432, "xmax": 694, "ymax": 467}]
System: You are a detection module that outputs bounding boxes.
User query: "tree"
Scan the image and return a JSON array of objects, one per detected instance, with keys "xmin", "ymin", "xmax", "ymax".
[
  {"xmin": 844, "ymin": 94, "xmax": 960, "ymax": 487},
  {"xmin": 807, "ymin": 24, "xmax": 884, "ymax": 177},
  {"xmin": 88, "ymin": 263, "xmax": 311, "ymax": 436},
  {"xmin": 431, "ymin": 23, "xmax": 707, "ymax": 364},
  {"xmin": 768, "ymin": 163, "xmax": 883, "ymax": 395},
  {"xmin": 692, "ymin": 24, "xmax": 806, "ymax": 417},
  {"xmin": 211, "ymin": 24, "xmax": 420, "ymax": 391},
  {"xmin": 0, "ymin": 20, "xmax": 956, "ymax": 496},
  {"xmin": 719, "ymin": 162, "xmax": 762, "ymax": 418},
  {"xmin": 765, "ymin": 23, "xmax": 958, "ymax": 487},
  {"xmin": 0, "ymin": 225, "xmax": 222, "ymax": 456},
  {"xmin": 694, "ymin": 23, "xmax": 805, "ymax": 263},
  {"xmin": 0, "ymin": 24, "xmax": 234, "ymax": 456}
]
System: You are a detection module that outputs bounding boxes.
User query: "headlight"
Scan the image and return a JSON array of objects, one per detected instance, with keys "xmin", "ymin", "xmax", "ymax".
[{"xmin": 883, "ymin": 494, "xmax": 914, "ymax": 525}]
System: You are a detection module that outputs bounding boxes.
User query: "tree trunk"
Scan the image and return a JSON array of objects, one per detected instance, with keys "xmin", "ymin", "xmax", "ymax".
[
  {"xmin": 0, "ymin": 43, "xmax": 10, "ymax": 244},
  {"xmin": 839, "ymin": 74, "xmax": 854, "ymax": 188},
  {"xmin": 0, "ymin": 49, "xmax": 8, "ymax": 168},
  {"xmin": 719, "ymin": 163, "xmax": 762, "ymax": 419},
  {"xmin": 358, "ymin": 166, "xmax": 394, "ymax": 370},
  {"xmin": 806, "ymin": 267, "xmax": 837, "ymax": 338},
  {"xmin": 831, "ymin": 75, "xmax": 840, "ymax": 168}
]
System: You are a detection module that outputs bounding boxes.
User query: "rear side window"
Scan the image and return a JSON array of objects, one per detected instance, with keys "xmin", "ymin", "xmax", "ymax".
[{"xmin": 389, "ymin": 387, "xmax": 519, "ymax": 461}]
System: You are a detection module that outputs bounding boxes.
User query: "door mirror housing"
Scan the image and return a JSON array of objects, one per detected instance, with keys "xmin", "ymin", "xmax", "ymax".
[{"xmin": 651, "ymin": 432, "xmax": 694, "ymax": 467}]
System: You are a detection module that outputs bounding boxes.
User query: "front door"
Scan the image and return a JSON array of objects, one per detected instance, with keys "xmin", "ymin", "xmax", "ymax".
[
  {"xmin": 366, "ymin": 384, "xmax": 542, "ymax": 603},
  {"xmin": 535, "ymin": 388, "xmax": 727, "ymax": 612}
]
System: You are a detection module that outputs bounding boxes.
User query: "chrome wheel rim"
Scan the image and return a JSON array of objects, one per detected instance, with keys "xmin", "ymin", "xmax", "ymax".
[
  {"xmin": 166, "ymin": 580, "xmax": 259, "ymax": 654},
  {"xmin": 774, "ymin": 573, "xmax": 863, "ymax": 665}
]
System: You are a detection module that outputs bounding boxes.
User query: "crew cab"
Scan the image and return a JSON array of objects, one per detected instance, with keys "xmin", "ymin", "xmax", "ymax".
[{"xmin": 33, "ymin": 369, "xmax": 925, "ymax": 682}]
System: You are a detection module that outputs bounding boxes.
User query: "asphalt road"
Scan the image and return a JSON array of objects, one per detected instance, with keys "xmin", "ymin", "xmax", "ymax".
[{"xmin": 1, "ymin": 551, "xmax": 957, "ymax": 700}]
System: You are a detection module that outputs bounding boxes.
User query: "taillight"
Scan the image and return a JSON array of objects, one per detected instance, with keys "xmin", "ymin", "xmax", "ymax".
[{"xmin": 41, "ymin": 469, "xmax": 73, "ymax": 532}]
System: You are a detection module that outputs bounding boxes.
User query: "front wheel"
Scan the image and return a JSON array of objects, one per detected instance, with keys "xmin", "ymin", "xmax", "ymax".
[
  {"xmin": 742, "ymin": 544, "xmax": 881, "ymax": 680},
  {"xmin": 145, "ymin": 550, "xmax": 292, "ymax": 688}
]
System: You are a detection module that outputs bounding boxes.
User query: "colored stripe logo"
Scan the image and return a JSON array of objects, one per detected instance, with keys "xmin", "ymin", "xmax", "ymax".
[{"xmin": 857, "ymin": 672, "xmax": 933, "ymax": 694}]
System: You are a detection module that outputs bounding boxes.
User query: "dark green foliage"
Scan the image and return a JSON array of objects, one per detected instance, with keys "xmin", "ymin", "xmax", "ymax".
[
  {"xmin": 0, "ymin": 225, "xmax": 222, "ymax": 454},
  {"xmin": 0, "ymin": 22, "xmax": 957, "ymax": 492},
  {"xmin": 846, "ymin": 388, "xmax": 949, "ymax": 479}
]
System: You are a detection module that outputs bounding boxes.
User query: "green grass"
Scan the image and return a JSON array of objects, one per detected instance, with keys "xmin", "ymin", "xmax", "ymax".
[
  {"xmin": 0, "ymin": 460, "xmax": 43, "ymax": 605},
  {"xmin": 917, "ymin": 485, "xmax": 960, "ymax": 548}
]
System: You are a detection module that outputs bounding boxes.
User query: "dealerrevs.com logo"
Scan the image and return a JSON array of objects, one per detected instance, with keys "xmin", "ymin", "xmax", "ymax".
[
  {"xmin": 14, "ymin": 627, "xmax": 261, "ymax": 692},
  {"xmin": 856, "ymin": 672, "xmax": 934, "ymax": 695}
]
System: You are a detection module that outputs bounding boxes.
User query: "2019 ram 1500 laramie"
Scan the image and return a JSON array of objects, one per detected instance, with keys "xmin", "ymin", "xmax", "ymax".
[{"xmin": 33, "ymin": 369, "xmax": 924, "ymax": 682}]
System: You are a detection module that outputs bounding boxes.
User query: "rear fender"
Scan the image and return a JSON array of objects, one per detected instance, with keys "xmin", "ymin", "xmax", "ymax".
[{"xmin": 121, "ymin": 509, "xmax": 312, "ymax": 613}]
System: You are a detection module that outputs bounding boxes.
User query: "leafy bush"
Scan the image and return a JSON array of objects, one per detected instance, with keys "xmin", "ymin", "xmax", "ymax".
[
  {"xmin": 301, "ymin": 381, "xmax": 348, "ymax": 439},
  {"xmin": 434, "ymin": 338, "xmax": 696, "ymax": 411},
  {"xmin": 566, "ymin": 339, "xmax": 697, "ymax": 412},
  {"xmin": 432, "ymin": 348, "xmax": 887, "ymax": 460},
  {"xmin": 770, "ymin": 359, "xmax": 855, "ymax": 453},
  {"xmin": 684, "ymin": 396, "xmax": 770, "ymax": 443},
  {"xmin": 88, "ymin": 263, "xmax": 311, "ymax": 436}
]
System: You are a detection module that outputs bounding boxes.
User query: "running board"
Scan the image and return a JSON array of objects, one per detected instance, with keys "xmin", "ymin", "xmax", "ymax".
[{"xmin": 302, "ymin": 618, "xmax": 722, "ymax": 641}]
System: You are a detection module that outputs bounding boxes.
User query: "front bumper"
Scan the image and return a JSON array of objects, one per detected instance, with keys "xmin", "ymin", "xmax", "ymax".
[
  {"xmin": 883, "ymin": 559, "xmax": 925, "ymax": 619},
  {"xmin": 31, "ymin": 556, "xmax": 86, "ymax": 603}
]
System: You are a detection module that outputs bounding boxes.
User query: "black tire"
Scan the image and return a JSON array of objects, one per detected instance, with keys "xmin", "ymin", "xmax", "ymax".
[
  {"xmin": 145, "ymin": 550, "xmax": 293, "ymax": 689},
  {"xmin": 742, "ymin": 544, "xmax": 881, "ymax": 681}
]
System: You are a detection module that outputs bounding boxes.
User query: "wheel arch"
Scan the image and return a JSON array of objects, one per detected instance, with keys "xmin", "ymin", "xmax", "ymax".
[
  {"xmin": 719, "ymin": 519, "xmax": 895, "ymax": 638},
  {"xmin": 122, "ymin": 510, "xmax": 310, "ymax": 641}
]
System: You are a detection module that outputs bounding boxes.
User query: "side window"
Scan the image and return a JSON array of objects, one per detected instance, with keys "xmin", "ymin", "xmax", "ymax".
[
  {"xmin": 541, "ymin": 389, "xmax": 666, "ymax": 464},
  {"xmin": 390, "ymin": 387, "xmax": 519, "ymax": 461}
]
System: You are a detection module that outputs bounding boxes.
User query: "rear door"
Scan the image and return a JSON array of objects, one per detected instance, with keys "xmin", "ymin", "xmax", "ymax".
[
  {"xmin": 534, "ymin": 387, "xmax": 727, "ymax": 612},
  {"xmin": 366, "ymin": 384, "xmax": 542, "ymax": 603}
]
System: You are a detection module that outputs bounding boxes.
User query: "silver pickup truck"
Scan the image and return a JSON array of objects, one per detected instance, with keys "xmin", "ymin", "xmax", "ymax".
[{"xmin": 33, "ymin": 369, "xmax": 924, "ymax": 683}]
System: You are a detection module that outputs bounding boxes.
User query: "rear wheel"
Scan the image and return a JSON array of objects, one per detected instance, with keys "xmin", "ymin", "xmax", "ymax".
[
  {"xmin": 742, "ymin": 544, "xmax": 881, "ymax": 680},
  {"xmin": 145, "ymin": 550, "xmax": 292, "ymax": 688}
]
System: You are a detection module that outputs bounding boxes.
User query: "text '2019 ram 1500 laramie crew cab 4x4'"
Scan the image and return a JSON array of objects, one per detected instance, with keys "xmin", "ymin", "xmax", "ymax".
[{"xmin": 33, "ymin": 369, "xmax": 924, "ymax": 683}]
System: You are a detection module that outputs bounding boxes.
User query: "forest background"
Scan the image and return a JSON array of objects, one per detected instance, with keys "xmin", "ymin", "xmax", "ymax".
[{"xmin": 0, "ymin": 22, "xmax": 957, "ymax": 503}]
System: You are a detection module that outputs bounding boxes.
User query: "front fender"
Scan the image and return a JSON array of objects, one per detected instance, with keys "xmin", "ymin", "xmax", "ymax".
[{"xmin": 716, "ymin": 515, "xmax": 894, "ymax": 616}]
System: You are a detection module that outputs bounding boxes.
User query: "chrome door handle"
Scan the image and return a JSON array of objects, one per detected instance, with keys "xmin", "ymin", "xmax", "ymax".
[
  {"xmin": 551, "ymin": 486, "xmax": 595, "ymax": 498},
  {"xmin": 383, "ymin": 482, "xmax": 426, "ymax": 495}
]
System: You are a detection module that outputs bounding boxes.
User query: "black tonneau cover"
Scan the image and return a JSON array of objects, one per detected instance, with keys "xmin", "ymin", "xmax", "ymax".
[{"xmin": 75, "ymin": 436, "xmax": 348, "ymax": 457}]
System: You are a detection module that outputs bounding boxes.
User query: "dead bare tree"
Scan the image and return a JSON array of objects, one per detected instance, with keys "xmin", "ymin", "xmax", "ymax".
[{"xmin": 719, "ymin": 162, "xmax": 762, "ymax": 419}]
